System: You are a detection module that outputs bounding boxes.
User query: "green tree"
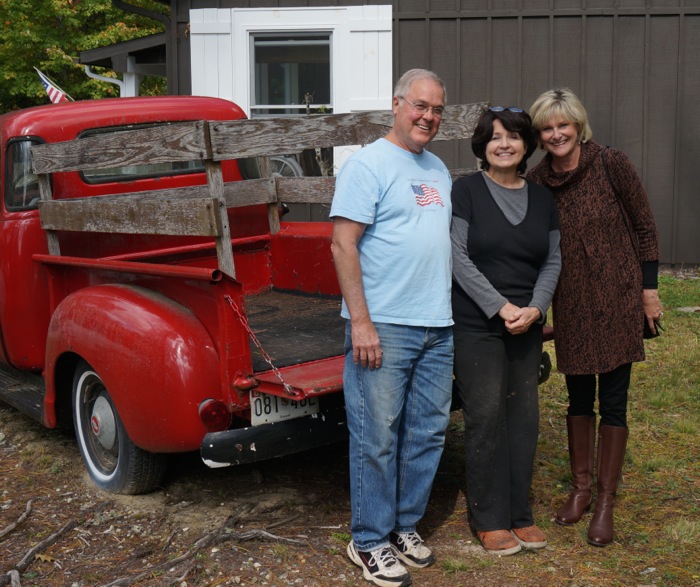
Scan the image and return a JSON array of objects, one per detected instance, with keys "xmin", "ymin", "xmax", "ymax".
[{"xmin": 0, "ymin": 0, "xmax": 166, "ymax": 113}]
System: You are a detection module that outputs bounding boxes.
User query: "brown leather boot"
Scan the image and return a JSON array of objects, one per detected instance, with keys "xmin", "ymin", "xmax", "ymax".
[
  {"xmin": 588, "ymin": 425, "xmax": 629, "ymax": 546},
  {"xmin": 556, "ymin": 415, "xmax": 596, "ymax": 525}
]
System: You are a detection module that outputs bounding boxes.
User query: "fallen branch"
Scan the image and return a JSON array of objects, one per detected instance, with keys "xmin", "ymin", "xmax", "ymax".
[
  {"xmin": 0, "ymin": 500, "xmax": 33, "ymax": 541},
  {"xmin": 16, "ymin": 520, "xmax": 78, "ymax": 573},
  {"xmin": 0, "ymin": 519, "xmax": 77, "ymax": 587},
  {"xmin": 101, "ymin": 511, "xmax": 304, "ymax": 587}
]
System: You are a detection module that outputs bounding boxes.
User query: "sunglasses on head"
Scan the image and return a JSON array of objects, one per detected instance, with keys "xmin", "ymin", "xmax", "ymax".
[{"xmin": 489, "ymin": 106, "xmax": 524, "ymax": 113}]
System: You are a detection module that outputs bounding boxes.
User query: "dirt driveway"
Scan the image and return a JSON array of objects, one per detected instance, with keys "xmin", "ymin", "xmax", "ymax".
[
  {"xmin": 0, "ymin": 400, "xmax": 631, "ymax": 587},
  {"xmin": 0, "ymin": 402, "xmax": 452, "ymax": 586}
]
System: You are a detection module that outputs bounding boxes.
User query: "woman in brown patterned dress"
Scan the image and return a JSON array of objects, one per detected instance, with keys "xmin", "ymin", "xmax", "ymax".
[{"xmin": 527, "ymin": 88, "xmax": 662, "ymax": 547}]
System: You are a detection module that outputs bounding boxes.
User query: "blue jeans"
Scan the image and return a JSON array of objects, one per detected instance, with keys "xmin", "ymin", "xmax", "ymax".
[{"xmin": 343, "ymin": 321, "xmax": 454, "ymax": 551}]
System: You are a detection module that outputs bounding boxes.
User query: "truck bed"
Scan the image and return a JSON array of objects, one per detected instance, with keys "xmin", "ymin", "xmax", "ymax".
[{"xmin": 244, "ymin": 290, "xmax": 345, "ymax": 371}]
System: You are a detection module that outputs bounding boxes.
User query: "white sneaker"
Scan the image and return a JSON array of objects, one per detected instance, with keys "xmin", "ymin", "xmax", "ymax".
[
  {"xmin": 389, "ymin": 531, "xmax": 436, "ymax": 568},
  {"xmin": 347, "ymin": 540, "xmax": 412, "ymax": 587}
]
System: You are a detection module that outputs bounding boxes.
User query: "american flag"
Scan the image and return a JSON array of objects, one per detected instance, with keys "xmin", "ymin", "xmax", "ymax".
[
  {"xmin": 34, "ymin": 68, "xmax": 72, "ymax": 104},
  {"xmin": 412, "ymin": 184, "xmax": 444, "ymax": 207}
]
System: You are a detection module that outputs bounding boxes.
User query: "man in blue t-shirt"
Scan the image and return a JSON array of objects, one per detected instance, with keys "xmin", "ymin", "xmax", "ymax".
[{"xmin": 330, "ymin": 69, "xmax": 453, "ymax": 587}]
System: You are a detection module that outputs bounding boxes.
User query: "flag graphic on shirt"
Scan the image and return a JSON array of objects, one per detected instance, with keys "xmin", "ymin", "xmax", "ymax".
[
  {"xmin": 34, "ymin": 68, "xmax": 72, "ymax": 104},
  {"xmin": 412, "ymin": 184, "xmax": 445, "ymax": 207}
]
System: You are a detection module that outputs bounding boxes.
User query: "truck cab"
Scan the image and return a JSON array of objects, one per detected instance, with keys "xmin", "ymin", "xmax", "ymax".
[{"xmin": 0, "ymin": 96, "xmax": 330, "ymax": 494}]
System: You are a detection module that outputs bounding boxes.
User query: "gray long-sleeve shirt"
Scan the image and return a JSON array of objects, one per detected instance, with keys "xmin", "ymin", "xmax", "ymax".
[{"xmin": 451, "ymin": 172, "xmax": 561, "ymax": 321}]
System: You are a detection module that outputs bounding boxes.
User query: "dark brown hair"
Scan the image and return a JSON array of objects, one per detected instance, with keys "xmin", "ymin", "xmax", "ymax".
[{"xmin": 471, "ymin": 109, "xmax": 538, "ymax": 175}]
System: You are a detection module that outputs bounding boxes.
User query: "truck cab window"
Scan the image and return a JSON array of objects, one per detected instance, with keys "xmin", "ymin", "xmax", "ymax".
[
  {"xmin": 80, "ymin": 123, "xmax": 205, "ymax": 184},
  {"xmin": 5, "ymin": 139, "xmax": 41, "ymax": 211}
]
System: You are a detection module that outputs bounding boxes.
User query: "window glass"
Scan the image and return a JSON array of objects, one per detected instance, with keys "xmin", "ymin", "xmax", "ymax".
[
  {"xmin": 5, "ymin": 139, "xmax": 41, "ymax": 211},
  {"xmin": 80, "ymin": 123, "xmax": 205, "ymax": 184},
  {"xmin": 251, "ymin": 33, "xmax": 332, "ymax": 117}
]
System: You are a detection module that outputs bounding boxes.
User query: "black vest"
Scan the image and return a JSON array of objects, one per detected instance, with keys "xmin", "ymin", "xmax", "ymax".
[{"xmin": 452, "ymin": 173, "xmax": 555, "ymax": 331}]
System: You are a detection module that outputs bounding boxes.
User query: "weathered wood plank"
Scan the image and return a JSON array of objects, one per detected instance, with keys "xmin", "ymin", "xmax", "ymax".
[
  {"xmin": 210, "ymin": 112, "xmax": 393, "ymax": 160},
  {"xmin": 271, "ymin": 168, "xmax": 481, "ymax": 205},
  {"xmin": 206, "ymin": 160, "xmax": 236, "ymax": 278},
  {"xmin": 36, "ymin": 173, "xmax": 61, "ymax": 255},
  {"xmin": 39, "ymin": 196, "xmax": 221, "ymax": 237},
  {"xmin": 35, "ymin": 179, "xmax": 276, "ymax": 208},
  {"xmin": 208, "ymin": 103, "xmax": 488, "ymax": 160},
  {"xmin": 30, "ymin": 104, "xmax": 486, "ymax": 175},
  {"xmin": 36, "ymin": 168, "xmax": 477, "ymax": 232},
  {"xmin": 222, "ymin": 178, "xmax": 277, "ymax": 207},
  {"xmin": 31, "ymin": 121, "xmax": 210, "ymax": 174},
  {"xmin": 276, "ymin": 177, "xmax": 335, "ymax": 204},
  {"xmin": 433, "ymin": 103, "xmax": 488, "ymax": 142}
]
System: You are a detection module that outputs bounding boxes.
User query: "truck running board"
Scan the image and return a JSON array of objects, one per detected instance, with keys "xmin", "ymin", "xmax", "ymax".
[{"xmin": 0, "ymin": 363, "xmax": 45, "ymax": 423}]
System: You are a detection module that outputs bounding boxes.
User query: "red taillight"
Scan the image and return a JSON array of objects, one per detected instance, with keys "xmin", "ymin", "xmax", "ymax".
[{"xmin": 198, "ymin": 399, "xmax": 232, "ymax": 432}]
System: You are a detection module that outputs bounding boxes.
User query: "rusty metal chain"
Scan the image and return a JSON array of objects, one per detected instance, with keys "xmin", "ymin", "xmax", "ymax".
[{"xmin": 224, "ymin": 294, "xmax": 293, "ymax": 394}]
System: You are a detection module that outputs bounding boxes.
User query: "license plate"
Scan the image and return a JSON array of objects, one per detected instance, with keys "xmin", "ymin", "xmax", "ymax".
[{"xmin": 250, "ymin": 391, "xmax": 319, "ymax": 425}]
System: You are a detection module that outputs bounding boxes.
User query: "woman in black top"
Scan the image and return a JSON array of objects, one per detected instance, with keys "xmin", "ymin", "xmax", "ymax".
[{"xmin": 451, "ymin": 107, "xmax": 561, "ymax": 555}]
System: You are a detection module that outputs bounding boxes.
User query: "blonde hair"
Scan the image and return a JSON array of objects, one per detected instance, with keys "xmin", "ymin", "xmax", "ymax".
[{"xmin": 529, "ymin": 88, "xmax": 593, "ymax": 144}]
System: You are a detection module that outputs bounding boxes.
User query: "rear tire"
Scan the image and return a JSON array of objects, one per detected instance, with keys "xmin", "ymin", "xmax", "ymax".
[{"xmin": 72, "ymin": 360, "xmax": 166, "ymax": 494}]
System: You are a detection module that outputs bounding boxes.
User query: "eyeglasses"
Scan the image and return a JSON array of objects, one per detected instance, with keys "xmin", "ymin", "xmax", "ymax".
[
  {"xmin": 400, "ymin": 97, "xmax": 445, "ymax": 117},
  {"xmin": 489, "ymin": 106, "xmax": 524, "ymax": 113}
]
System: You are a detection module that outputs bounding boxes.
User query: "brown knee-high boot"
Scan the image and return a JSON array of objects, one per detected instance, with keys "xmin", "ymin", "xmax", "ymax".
[
  {"xmin": 556, "ymin": 415, "xmax": 596, "ymax": 525},
  {"xmin": 587, "ymin": 425, "xmax": 629, "ymax": 546}
]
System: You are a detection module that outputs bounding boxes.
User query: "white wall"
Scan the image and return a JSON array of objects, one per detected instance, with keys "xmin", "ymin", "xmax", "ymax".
[{"xmin": 189, "ymin": 6, "xmax": 392, "ymax": 117}]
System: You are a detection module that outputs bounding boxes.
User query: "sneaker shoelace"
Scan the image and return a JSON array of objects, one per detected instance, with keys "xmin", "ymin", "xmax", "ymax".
[
  {"xmin": 397, "ymin": 532, "xmax": 422, "ymax": 550},
  {"xmin": 369, "ymin": 547, "xmax": 399, "ymax": 568}
]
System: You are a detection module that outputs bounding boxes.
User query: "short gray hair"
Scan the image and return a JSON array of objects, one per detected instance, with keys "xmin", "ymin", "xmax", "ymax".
[{"xmin": 393, "ymin": 69, "xmax": 447, "ymax": 104}]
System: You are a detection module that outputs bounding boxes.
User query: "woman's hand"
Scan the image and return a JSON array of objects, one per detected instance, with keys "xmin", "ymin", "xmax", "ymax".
[
  {"xmin": 499, "ymin": 304, "xmax": 541, "ymax": 335},
  {"xmin": 643, "ymin": 289, "xmax": 663, "ymax": 334}
]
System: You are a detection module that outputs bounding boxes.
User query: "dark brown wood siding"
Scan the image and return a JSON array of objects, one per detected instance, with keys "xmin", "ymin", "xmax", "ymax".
[{"xmin": 168, "ymin": 0, "xmax": 699, "ymax": 263}]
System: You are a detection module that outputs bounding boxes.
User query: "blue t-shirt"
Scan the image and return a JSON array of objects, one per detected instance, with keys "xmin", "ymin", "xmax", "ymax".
[{"xmin": 330, "ymin": 138, "xmax": 453, "ymax": 327}]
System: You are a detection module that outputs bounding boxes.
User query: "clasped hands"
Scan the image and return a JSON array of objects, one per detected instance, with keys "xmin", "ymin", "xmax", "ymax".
[{"xmin": 498, "ymin": 302, "xmax": 541, "ymax": 335}]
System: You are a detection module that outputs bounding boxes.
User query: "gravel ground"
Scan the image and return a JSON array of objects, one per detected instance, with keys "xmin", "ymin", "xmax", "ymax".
[{"xmin": 0, "ymin": 403, "xmax": 572, "ymax": 587}]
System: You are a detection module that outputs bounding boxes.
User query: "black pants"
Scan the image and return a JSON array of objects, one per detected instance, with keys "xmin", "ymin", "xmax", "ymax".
[
  {"xmin": 565, "ymin": 363, "xmax": 632, "ymax": 427},
  {"xmin": 453, "ymin": 326, "xmax": 542, "ymax": 532}
]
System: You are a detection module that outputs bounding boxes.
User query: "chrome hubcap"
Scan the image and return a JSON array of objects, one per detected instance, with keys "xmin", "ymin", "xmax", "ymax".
[{"xmin": 90, "ymin": 395, "xmax": 117, "ymax": 451}]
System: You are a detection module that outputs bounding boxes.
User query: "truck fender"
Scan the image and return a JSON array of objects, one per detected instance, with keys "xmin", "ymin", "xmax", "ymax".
[{"xmin": 45, "ymin": 284, "xmax": 221, "ymax": 452}]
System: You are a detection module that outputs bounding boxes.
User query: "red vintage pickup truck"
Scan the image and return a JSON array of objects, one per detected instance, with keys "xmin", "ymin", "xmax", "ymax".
[
  {"xmin": 0, "ymin": 95, "xmax": 353, "ymax": 494},
  {"xmin": 1, "ymin": 96, "xmax": 505, "ymax": 496}
]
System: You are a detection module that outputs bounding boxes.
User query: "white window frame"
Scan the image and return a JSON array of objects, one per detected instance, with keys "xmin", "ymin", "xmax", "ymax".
[{"xmin": 249, "ymin": 31, "xmax": 333, "ymax": 118}]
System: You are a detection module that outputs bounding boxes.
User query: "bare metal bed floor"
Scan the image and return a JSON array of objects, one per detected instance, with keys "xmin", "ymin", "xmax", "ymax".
[{"xmin": 244, "ymin": 289, "xmax": 345, "ymax": 372}]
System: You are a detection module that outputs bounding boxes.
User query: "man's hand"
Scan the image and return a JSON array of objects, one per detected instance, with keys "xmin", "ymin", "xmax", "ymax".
[{"xmin": 350, "ymin": 318, "xmax": 383, "ymax": 369}]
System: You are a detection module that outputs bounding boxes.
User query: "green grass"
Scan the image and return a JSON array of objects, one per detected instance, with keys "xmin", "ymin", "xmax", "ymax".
[
  {"xmin": 539, "ymin": 274, "xmax": 700, "ymax": 585},
  {"xmin": 659, "ymin": 274, "xmax": 700, "ymax": 307},
  {"xmin": 435, "ymin": 274, "xmax": 700, "ymax": 587}
]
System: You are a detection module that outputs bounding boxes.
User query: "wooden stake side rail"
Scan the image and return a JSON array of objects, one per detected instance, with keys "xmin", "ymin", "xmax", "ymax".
[
  {"xmin": 31, "ymin": 102, "xmax": 487, "ymax": 277},
  {"xmin": 30, "ymin": 121, "xmax": 211, "ymax": 174},
  {"xmin": 206, "ymin": 103, "xmax": 486, "ymax": 160}
]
